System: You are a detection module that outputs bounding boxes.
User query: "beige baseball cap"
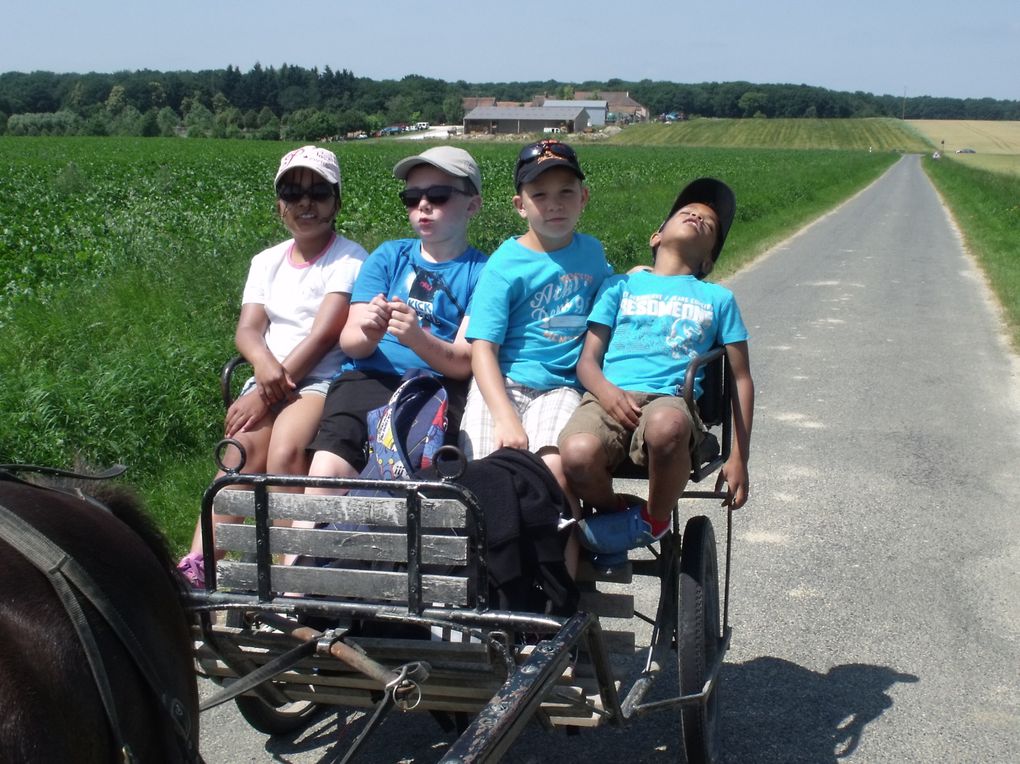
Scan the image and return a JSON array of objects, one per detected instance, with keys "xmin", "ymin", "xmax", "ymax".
[{"xmin": 392, "ymin": 146, "xmax": 482, "ymax": 195}]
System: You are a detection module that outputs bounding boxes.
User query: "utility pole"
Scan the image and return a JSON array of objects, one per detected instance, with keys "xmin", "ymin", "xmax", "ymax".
[{"xmin": 901, "ymin": 87, "xmax": 906, "ymax": 120}]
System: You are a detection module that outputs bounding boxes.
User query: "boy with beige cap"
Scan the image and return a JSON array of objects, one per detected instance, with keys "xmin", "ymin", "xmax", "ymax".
[{"xmin": 306, "ymin": 146, "xmax": 487, "ymax": 482}]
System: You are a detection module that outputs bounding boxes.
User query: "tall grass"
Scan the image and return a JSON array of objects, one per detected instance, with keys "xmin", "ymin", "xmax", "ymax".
[
  {"xmin": 923, "ymin": 156, "xmax": 1020, "ymax": 349},
  {"xmin": 1, "ymin": 137, "xmax": 896, "ymax": 548}
]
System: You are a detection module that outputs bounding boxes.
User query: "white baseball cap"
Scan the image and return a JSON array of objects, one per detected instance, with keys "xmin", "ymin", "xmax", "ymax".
[{"xmin": 274, "ymin": 145, "xmax": 342, "ymax": 191}]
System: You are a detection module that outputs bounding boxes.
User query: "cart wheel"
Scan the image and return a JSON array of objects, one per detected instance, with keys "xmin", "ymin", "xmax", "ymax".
[
  {"xmin": 225, "ymin": 610, "xmax": 322, "ymax": 735},
  {"xmin": 677, "ymin": 515, "xmax": 721, "ymax": 764}
]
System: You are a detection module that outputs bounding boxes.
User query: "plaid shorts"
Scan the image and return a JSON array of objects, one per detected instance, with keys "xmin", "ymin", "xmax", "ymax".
[{"xmin": 458, "ymin": 378, "xmax": 582, "ymax": 459}]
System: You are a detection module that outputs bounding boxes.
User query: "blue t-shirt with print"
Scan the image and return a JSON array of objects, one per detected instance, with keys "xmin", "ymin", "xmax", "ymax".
[
  {"xmin": 346, "ymin": 238, "xmax": 487, "ymax": 376},
  {"xmin": 588, "ymin": 271, "xmax": 748, "ymax": 398},
  {"xmin": 466, "ymin": 233, "xmax": 612, "ymax": 390}
]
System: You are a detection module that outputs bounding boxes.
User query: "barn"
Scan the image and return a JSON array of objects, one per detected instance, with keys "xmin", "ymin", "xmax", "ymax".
[
  {"xmin": 541, "ymin": 99, "xmax": 608, "ymax": 126},
  {"xmin": 462, "ymin": 106, "xmax": 591, "ymax": 135}
]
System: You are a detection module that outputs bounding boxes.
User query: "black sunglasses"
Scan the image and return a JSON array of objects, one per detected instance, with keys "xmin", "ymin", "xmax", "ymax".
[
  {"xmin": 398, "ymin": 185, "xmax": 471, "ymax": 208},
  {"xmin": 515, "ymin": 140, "xmax": 578, "ymax": 174},
  {"xmin": 277, "ymin": 182, "xmax": 335, "ymax": 204}
]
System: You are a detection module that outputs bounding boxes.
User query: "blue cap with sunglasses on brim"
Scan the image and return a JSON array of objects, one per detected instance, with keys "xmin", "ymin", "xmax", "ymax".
[
  {"xmin": 514, "ymin": 139, "xmax": 585, "ymax": 189},
  {"xmin": 393, "ymin": 146, "xmax": 482, "ymax": 195}
]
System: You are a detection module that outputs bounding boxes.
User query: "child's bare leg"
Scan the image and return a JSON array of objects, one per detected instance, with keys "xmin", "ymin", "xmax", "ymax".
[
  {"xmin": 642, "ymin": 408, "xmax": 693, "ymax": 523},
  {"xmin": 304, "ymin": 450, "xmax": 360, "ymax": 493},
  {"xmin": 266, "ymin": 394, "xmax": 329, "ymax": 564},
  {"xmin": 265, "ymin": 393, "xmax": 326, "ymax": 477},
  {"xmin": 538, "ymin": 447, "xmax": 582, "ymax": 579},
  {"xmin": 559, "ymin": 432, "xmax": 617, "ymax": 512}
]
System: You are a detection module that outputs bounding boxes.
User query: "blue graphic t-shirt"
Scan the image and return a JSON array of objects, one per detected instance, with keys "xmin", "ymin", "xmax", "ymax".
[
  {"xmin": 346, "ymin": 238, "xmax": 487, "ymax": 376},
  {"xmin": 588, "ymin": 271, "xmax": 748, "ymax": 397},
  {"xmin": 466, "ymin": 233, "xmax": 613, "ymax": 389}
]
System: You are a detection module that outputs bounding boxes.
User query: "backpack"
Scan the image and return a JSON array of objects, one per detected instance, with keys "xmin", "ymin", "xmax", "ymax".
[{"xmin": 355, "ymin": 369, "xmax": 448, "ymax": 490}]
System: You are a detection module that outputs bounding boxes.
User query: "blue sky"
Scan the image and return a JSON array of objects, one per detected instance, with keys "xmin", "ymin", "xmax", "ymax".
[{"xmin": 1, "ymin": 0, "xmax": 1017, "ymax": 101}]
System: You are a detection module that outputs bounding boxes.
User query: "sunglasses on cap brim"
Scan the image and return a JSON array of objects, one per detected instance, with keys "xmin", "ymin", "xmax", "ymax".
[{"xmin": 514, "ymin": 140, "xmax": 579, "ymax": 174}]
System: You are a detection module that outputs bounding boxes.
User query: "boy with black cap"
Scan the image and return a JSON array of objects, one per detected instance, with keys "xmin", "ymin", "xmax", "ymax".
[
  {"xmin": 559, "ymin": 177, "xmax": 755, "ymax": 565},
  {"xmin": 306, "ymin": 146, "xmax": 487, "ymax": 484},
  {"xmin": 459, "ymin": 140, "xmax": 613, "ymax": 499}
]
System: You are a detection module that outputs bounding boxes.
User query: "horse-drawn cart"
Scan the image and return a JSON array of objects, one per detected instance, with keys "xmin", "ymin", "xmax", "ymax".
[{"xmin": 188, "ymin": 348, "xmax": 736, "ymax": 763}]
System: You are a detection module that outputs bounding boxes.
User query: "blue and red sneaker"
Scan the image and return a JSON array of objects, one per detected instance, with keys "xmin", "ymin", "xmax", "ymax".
[{"xmin": 577, "ymin": 503, "xmax": 667, "ymax": 555}]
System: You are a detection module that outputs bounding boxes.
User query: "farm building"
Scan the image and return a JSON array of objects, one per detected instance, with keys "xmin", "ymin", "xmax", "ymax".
[
  {"xmin": 461, "ymin": 96, "xmax": 496, "ymax": 111},
  {"xmin": 463, "ymin": 106, "xmax": 591, "ymax": 135},
  {"xmin": 574, "ymin": 91, "xmax": 649, "ymax": 122},
  {"xmin": 541, "ymin": 99, "xmax": 608, "ymax": 126}
]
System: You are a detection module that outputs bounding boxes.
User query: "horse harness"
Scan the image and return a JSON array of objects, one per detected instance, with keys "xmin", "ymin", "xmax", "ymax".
[{"xmin": 0, "ymin": 466, "xmax": 203, "ymax": 764}]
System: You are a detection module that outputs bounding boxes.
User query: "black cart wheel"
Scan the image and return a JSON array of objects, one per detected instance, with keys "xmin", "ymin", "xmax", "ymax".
[
  {"xmin": 225, "ymin": 610, "xmax": 322, "ymax": 735},
  {"xmin": 677, "ymin": 515, "xmax": 721, "ymax": 764}
]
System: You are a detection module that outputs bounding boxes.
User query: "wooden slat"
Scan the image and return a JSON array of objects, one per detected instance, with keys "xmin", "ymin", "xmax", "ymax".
[
  {"xmin": 215, "ymin": 523, "xmax": 467, "ymax": 566},
  {"xmin": 577, "ymin": 591, "xmax": 634, "ymax": 619},
  {"xmin": 212, "ymin": 489, "xmax": 466, "ymax": 527},
  {"xmin": 598, "ymin": 629, "xmax": 636, "ymax": 654},
  {"xmin": 215, "ymin": 561, "xmax": 470, "ymax": 605},
  {"xmin": 574, "ymin": 558, "xmax": 633, "ymax": 584}
]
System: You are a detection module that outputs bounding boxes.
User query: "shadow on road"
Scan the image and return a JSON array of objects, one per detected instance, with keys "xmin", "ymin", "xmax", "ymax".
[
  {"xmin": 250, "ymin": 657, "xmax": 919, "ymax": 763},
  {"xmin": 717, "ymin": 657, "xmax": 919, "ymax": 763}
]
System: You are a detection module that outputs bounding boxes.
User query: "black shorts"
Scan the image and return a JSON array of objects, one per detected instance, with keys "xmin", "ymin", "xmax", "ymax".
[{"xmin": 308, "ymin": 369, "xmax": 469, "ymax": 472}]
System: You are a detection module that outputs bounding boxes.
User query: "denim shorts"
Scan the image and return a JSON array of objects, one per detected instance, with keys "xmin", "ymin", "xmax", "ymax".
[{"xmin": 238, "ymin": 375, "xmax": 331, "ymax": 401}]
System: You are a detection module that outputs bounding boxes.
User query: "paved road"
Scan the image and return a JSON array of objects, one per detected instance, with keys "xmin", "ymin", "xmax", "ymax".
[{"xmin": 198, "ymin": 155, "xmax": 1020, "ymax": 762}]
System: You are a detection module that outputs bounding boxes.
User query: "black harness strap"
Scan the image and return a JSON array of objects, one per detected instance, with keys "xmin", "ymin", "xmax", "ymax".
[
  {"xmin": 0, "ymin": 494, "xmax": 203, "ymax": 763},
  {"xmin": 199, "ymin": 636, "xmax": 319, "ymax": 711}
]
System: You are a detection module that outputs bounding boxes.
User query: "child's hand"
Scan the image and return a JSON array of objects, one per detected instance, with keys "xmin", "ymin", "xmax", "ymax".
[
  {"xmin": 253, "ymin": 360, "xmax": 295, "ymax": 406},
  {"xmin": 224, "ymin": 390, "xmax": 270, "ymax": 436},
  {"xmin": 494, "ymin": 416, "xmax": 529, "ymax": 450},
  {"xmin": 385, "ymin": 297, "xmax": 425, "ymax": 347},
  {"xmin": 360, "ymin": 294, "xmax": 392, "ymax": 342},
  {"xmin": 599, "ymin": 385, "xmax": 641, "ymax": 430},
  {"xmin": 715, "ymin": 456, "xmax": 749, "ymax": 509}
]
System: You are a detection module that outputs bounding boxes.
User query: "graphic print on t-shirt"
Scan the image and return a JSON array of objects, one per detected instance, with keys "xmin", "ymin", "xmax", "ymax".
[
  {"xmin": 404, "ymin": 265, "xmax": 466, "ymax": 331},
  {"xmin": 531, "ymin": 271, "xmax": 596, "ymax": 343},
  {"xmin": 617, "ymin": 292, "xmax": 715, "ymax": 360}
]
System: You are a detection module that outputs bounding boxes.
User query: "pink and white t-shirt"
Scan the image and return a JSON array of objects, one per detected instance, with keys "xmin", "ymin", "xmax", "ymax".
[{"xmin": 241, "ymin": 233, "xmax": 368, "ymax": 380}]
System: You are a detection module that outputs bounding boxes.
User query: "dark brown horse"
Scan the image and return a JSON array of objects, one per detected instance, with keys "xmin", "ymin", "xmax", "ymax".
[{"xmin": 0, "ymin": 469, "xmax": 201, "ymax": 762}]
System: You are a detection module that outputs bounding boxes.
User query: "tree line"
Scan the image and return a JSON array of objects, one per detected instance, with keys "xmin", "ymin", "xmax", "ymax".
[{"xmin": 2, "ymin": 65, "xmax": 1017, "ymax": 140}]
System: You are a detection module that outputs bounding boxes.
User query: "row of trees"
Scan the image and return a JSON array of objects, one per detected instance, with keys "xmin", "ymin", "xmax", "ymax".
[{"xmin": 2, "ymin": 66, "xmax": 1017, "ymax": 139}]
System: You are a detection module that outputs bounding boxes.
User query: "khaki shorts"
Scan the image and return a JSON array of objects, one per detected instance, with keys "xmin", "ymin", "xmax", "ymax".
[{"xmin": 558, "ymin": 391, "xmax": 705, "ymax": 469}]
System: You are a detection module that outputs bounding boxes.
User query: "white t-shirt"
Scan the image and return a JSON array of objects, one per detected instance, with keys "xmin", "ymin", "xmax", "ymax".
[{"xmin": 241, "ymin": 233, "xmax": 368, "ymax": 380}]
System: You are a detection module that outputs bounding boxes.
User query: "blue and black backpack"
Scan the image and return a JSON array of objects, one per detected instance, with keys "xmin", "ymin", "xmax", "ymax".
[{"xmin": 355, "ymin": 368, "xmax": 448, "ymax": 490}]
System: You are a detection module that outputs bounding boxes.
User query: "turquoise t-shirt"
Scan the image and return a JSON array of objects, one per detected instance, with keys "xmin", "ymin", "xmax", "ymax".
[
  {"xmin": 588, "ymin": 271, "xmax": 748, "ymax": 397},
  {"xmin": 466, "ymin": 233, "xmax": 612, "ymax": 389},
  {"xmin": 346, "ymin": 238, "xmax": 487, "ymax": 376}
]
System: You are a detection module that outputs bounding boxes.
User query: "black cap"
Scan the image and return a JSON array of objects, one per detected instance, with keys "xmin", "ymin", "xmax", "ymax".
[
  {"xmin": 665, "ymin": 177, "xmax": 736, "ymax": 259},
  {"xmin": 514, "ymin": 140, "xmax": 585, "ymax": 189}
]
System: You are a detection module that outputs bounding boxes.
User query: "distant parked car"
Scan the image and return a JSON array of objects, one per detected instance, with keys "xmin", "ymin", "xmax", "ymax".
[{"xmin": 955, "ymin": 148, "xmax": 976, "ymax": 154}]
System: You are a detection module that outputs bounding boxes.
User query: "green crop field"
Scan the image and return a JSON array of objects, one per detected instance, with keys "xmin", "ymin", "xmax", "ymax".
[
  {"xmin": 0, "ymin": 133, "xmax": 976, "ymax": 547},
  {"xmin": 610, "ymin": 117, "xmax": 931, "ymax": 153}
]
